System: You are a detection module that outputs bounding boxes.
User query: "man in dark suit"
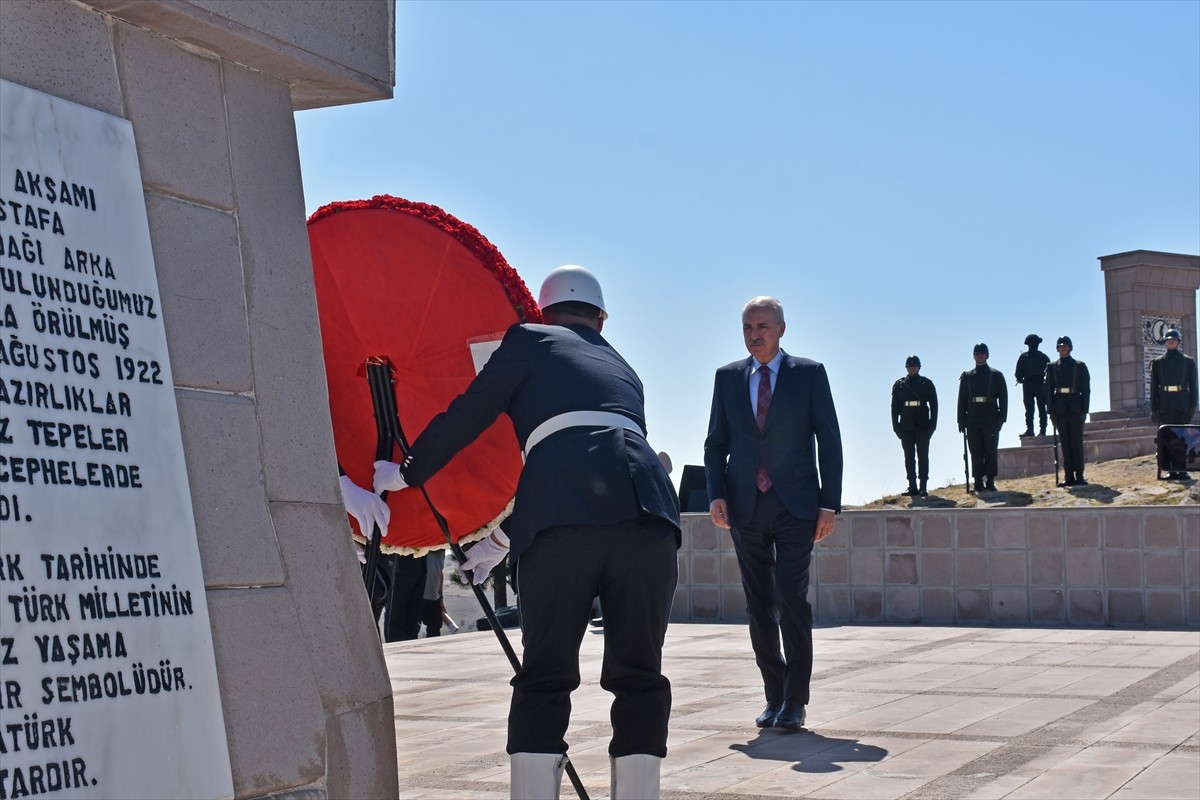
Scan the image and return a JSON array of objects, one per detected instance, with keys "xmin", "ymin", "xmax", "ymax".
[
  {"xmin": 703, "ymin": 296, "xmax": 843, "ymax": 733},
  {"xmin": 1045, "ymin": 335, "xmax": 1091, "ymax": 487},
  {"xmin": 374, "ymin": 265, "xmax": 680, "ymax": 800}
]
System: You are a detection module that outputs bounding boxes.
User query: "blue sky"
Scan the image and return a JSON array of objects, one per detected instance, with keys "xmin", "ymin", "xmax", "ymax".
[{"xmin": 296, "ymin": 0, "xmax": 1200, "ymax": 506}]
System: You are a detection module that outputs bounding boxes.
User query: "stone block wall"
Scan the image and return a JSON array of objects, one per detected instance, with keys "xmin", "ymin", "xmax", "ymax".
[{"xmin": 673, "ymin": 508, "xmax": 1199, "ymax": 629}]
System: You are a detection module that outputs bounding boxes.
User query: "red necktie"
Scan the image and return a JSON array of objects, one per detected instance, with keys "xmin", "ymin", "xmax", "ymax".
[{"xmin": 756, "ymin": 365, "xmax": 772, "ymax": 492}]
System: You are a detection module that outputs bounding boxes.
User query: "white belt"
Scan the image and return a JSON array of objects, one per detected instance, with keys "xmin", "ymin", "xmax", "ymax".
[
  {"xmin": 1057, "ymin": 388, "xmax": 1076, "ymax": 394},
  {"xmin": 971, "ymin": 397, "xmax": 989, "ymax": 403},
  {"xmin": 904, "ymin": 401, "xmax": 923, "ymax": 407},
  {"xmin": 1163, "ymin": 385, "xmax": 1183, "ymax": 392},
  {"xmin": 524, "ymin": 411, "xmax": 645, "ymax": 459}
]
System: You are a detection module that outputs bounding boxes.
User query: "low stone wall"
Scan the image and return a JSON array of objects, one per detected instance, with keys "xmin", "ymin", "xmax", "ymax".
[{"xmin": 671, "ymin": 508, "xmax": 1199, "ymax": 628}]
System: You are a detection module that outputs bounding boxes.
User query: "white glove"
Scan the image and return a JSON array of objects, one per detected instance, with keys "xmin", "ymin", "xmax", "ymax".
[
  {"xmin": 373, "ymin": 460, "xmax": 409, "ymax": 493},
  {"xmin": 460, "ymin": 528, "xmax": 510, "ymax": 585},
  {"xmin": 340, "ymin": 475, "xmax": 390, "ymax": 537}
]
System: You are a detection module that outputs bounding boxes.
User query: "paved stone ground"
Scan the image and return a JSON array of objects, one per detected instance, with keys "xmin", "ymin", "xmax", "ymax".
[{"xmin": 382, "ymin": 624, "xmax": 1199, "ymax": 799}]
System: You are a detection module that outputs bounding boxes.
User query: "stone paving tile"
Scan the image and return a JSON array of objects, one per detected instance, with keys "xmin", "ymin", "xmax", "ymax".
[
  {"xmin": 383, "ymin": 624, "xmax": 1200, "ymax": 799},
  {"xmin": 1110, "ymin": 751, "xmax": 1200, "ymax": 800}
]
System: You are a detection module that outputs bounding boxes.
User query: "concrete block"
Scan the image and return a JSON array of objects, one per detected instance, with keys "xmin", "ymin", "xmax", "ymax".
[
  {"xmin": 691, "ymin": 552, "xmax": 720, "ymax": 585},
  {"xmin": 1103, "ymin": 513, "xmax": 1142, "ymax": 548},
  {"xmin": 885, "ymin": 552, "xmax": 918, "ymax": 584},
  {"xmin": 1065, "ymin": 550, "xmax": 1103, "ymax": 587},
  {"xmin": 324, "ymin": 697, "xmax": 398, "ymax": 800},
  {"xmin": 1028, "ymin": 515, "xmax": 1064, "ymax": 549},
  {"xmin": 1030, "ymin": 551, "xmax": 1064, "ymax": 587},
  {"xmin": 669, "ymin": 587, "xmax": 689, "ymax": 621},
  {"xmin": 816, "ymin": 587, "xmax": 851, "ymax": 623},
  {"xmin": 207, "ymin": 587, "xmax": 328, "ymax": 794},
  {"xmin": 1066, "ymin": 513, "xmax": 1101, "ymax": 547},
  {"xmin": 921, "ymin": 588, "xmax": 955, "ymax": 623},
  {"xmin": 113, "ymin": 21, "xmax": 235, "ymax": 207},
  {"xmin": 956, "ymin": 589, "xmax": 991, "ymax": 622},
  {"xmin": 1145, "ymin": 591, "xmax": 1184, "ymax": 627},
  {"xmin": 993, "ymin": 588, "xmax": 1028, "ymax": 622},
  {"xmin": 676, "ymin": 552, "xmax": 690, "ymax": 586},
  {"xmin": 1143, "ymin": 513, "xmax": 1182, "ymax": 548},
  {"xmin": 990, "ymin": 515, "xmax": 1026, "ymax": 548},
  {"xmin": 1105, "ymin": 550, "xmax": 1143, "ymax": 589},
  {"xmin": 851, "ymin": 549, "xmax": 883, "ymax": 585},
  {"xmin": 146, "ymin": 193, "xmax": 252, "ymax": 391},
  {"xmin": 917, "ymin": 515, "xmax": 952, "ymax": 548},
  {"xmin": 1031, "ymin": 589, "xmax": 1066, "ymax": 624},
  {"xmin": 1144, "ymin": 552, "xmax": 1183, "ymax": 587},
  {"xmin": 817, "ymin": 551, "xmax": 848, "ymax": 585},
  {"xmin": 176, "ymin": 390, "xmax": 285, "ymax": 587},
  {"xmin": 1107, "ymin": 590, "xmax": 1145, "ymax": 625},
  {"xmin": 1186, "ymin": 512, "xmax": 1199, "ymax": 547},
  {"xmin": 0, "ymin": 0, "xmax": 123, "ymax": 116},
  {"xmin": 722, "ymin": 552, "xmax": 741, "ymax": 584},
  {"xmin": 955, "ymin": 515, "xmax": 986, "ymax": 548},
  {"xmin": 920, "ymin": 552, "xmax": 953, "ymax": 585},
  {"xmin": 1185, "ymin": 549, "xmax": 1200, "ymax": 589},
  {"xmin": 691, "ymin": 587, "xmax": 720, "ymax": 619},
  {"xmin": 852, "ymin": 589, "xmax": 882, "ymax": 622},
  {"xmin": 268, "ymin": 501, "xmax": 392, "ymax": 715},
  {"xmin": 851, "ymin": 516, "xmax": 882, "ymax": 548},
  {"xmin": 955, "ymin": 551, "xmax": 989, "ymax": 587},
  {"xmin": 689, "ymin": 521, "xmax": 719, "ymax": 551},
  {"xmin": 885, "ymin": 586, "xmax": 920, "ymax": 623},
  {"xmin": 1068, "ymin": 590, "xmax": 1104, "ymax": 625},
  {"xmin": 1188, "ymin": 591, "xmax": 1200, "ymax": 627},
  {"xmin": 991, "ymin": 551, "xmax": 1027, "ymax": 587},
  {"xmin": 885, "ymin": 516, "xmax": 914, "ymax": 547},
  {"xmin": 722, "ymin": 587, "xmax": 747, "ymax": 622}
]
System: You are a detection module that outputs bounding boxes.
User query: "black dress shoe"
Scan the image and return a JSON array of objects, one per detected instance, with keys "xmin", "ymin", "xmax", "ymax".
[
  {"xmin": 773, "ymin": 700, "xmax": 806, "ymax": 732},
  {"xmin": 984, "ymin": 479, "xmax": 996, "ymax": 491},
  {"xmin": 755, "ymin": 702, "xmax": 782, "ymax": 729}
]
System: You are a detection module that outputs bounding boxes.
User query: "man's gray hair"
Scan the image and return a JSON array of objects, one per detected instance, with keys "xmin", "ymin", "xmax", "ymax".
[{"xmin": 742, "ymin": 296, "xmax": 785, "ymax": 324}]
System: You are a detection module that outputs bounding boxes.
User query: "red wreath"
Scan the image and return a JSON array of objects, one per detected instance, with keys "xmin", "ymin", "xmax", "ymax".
[{"xmin": 308, "ymin": 195, "xmax": 541, "ymax": 555}]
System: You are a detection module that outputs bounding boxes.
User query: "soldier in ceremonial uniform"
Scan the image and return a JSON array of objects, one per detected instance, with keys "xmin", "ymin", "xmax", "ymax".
[
  {"xmin": 1149, "ymin": 328, "xmax": 1198, "ymax": 479},
  {"xmin": 957, "ymin": 343, "xmax": 1007, "ymax": 491},
  {"xmin": 1045, "ymin": 335, "xmax": 1091, "ymax": 487},
  {"xmin": 1014, "ymin": 333, "xmax": 1050, "ymax": 437},
  {"xmin": 891, "ymin": 355, "xmax": 938, "ymax": 497}
]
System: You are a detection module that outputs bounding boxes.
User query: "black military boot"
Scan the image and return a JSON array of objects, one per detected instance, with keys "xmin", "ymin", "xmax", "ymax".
[
  {"xmin": 985, "ymin": 477, "xmax": 996, "ymax": 491},
  {"xmin": 1019, "ymin": 427, "xmax": 1034, "ymax": 438},
  {"xmin": 919, "ymin": 480, "xmax": 928, "ymax": 497},
  {"xmin": 973, "ymin": 477, "xmax": 984, "ymax": 492},
  {"xmin": 902, "ymin": 481, "xmax": 917, "ymax": 496}
]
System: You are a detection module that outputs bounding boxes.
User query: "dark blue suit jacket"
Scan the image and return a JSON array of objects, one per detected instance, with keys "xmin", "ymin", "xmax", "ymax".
[
  {"xmin": 704, "ymin": 351, "xmax": 843, "ymax": 528},
  {"xmin": 401, "ymin": 323, "xmax": 680, "ymax": 559}
]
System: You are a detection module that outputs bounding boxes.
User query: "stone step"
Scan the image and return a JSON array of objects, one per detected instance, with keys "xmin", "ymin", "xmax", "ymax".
[{"xmin": 998, "ymin": 434, "xmax": 1158, "ymax": 479}]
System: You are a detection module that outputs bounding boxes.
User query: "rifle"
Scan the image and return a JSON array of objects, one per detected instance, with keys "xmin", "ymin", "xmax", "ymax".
[
  {"xmin": 962, "ymin": 427, "xmax": 972, "ymax": 493},
  {"xmin": 361, "ymin": 359, "xmax": 394, "ymax": 606},
  {"xmin": 1051, "ymin": 419, "xmax": 1060, "ymax": 487},
  {"xmin": 364, "ymin": 357, "xmax": 590, "ymax": 800}
]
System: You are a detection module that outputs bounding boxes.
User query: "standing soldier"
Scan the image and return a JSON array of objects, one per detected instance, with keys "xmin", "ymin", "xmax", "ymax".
[
  {"xmin": 957, "ymin": 343, "xmax": 1007, "ymax": 491},
  {"xmin": 1045, "ymin": 335, "xmax": 1091, "ymax": 487},
  {"xmin": 1149, "ymin": 328, "xmax": 1198, "ymax": 479},
  {"xmin": 1014, "ymin": 333, "xmax": 1050, "ymax": 437},
  {"xmin": 891, "ymin": 355, "xmax": 938, "ymax": 497}
]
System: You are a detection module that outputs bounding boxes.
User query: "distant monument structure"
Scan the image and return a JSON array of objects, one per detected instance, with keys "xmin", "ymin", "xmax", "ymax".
[
  {"xmin": 1099, "ymin": 250, "xmax": 1200, "ymax": 413},
  {"xmin": 1001, "ymin": 249, "xmax": 1199, "ymax": 478}
]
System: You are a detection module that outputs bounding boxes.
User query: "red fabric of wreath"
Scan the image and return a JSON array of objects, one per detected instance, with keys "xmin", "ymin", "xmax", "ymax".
[{"xmin": 308, "ymin": 195, "xmax": 541, "ymax": 554}]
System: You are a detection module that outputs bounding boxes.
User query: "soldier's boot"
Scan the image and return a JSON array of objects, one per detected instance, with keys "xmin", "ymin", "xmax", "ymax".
[
  {"xmin": 984, "ymin": 477, "xmax": 996, "ymax": 491},
  {"xmin": 973, "ymin": 477, "xmax": 984, "ymax": 492},
  {"xmin": 510, "ymin": 753, "xmax": 566, "ymax": 800},
  {"xmin": 1039, "ymin": 419, "xmax": 1047, "ymax": 437},
  {"xmin": 918, "ymin": 479, "xmax": 928, "ymax": 497},
  {"xmin": 1019, "ymin": 428, "xmax": 1035, "ymax": 438},
  {"xmin": 902, "ymin": 480, "xmax": 917, "ymax": 496}
]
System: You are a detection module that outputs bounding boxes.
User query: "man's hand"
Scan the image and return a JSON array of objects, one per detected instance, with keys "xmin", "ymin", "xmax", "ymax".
[
  {"xmin": 339, "ymin": 475, "xmax": 390, "ymax": 537},
  {"xmin": 373, "ymin": 460, "xmax": 408, "ymax": 493},
  {"xmin": 814, "ymin": 508, "xmax": 837, "ymax": 542},
  {"xmin": 709, "ymin": 498, "xmax": 730, "ymax": 529},
  {"xmin": 460, "ymin": 528, "xmax": 510, "ymax": 585}
]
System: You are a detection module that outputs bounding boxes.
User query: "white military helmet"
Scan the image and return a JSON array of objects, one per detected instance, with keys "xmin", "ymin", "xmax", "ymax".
[{"xmin": 538, "ymin": 264, "xmax": 607, "ymax": 319}]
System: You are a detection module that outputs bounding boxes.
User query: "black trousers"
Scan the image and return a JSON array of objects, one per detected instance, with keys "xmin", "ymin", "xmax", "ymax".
[
  {"xmin": 1056, "ymin": 413, "xmax": 1086, "ymax": 480},
  {"xmin": 966, "ymin": 422, "xmax": 1000, "ymax": 479},
  {"xmin": 899, "ymin": 430, "xmax": 932, "ymax": 482},
  {"xmin": 1022, "ymin": 381, "xmax": 1047, "ymax": 430},
  {"xmin": 383, "ymin": 554, "xmax": 427, "ymax": 643},
  {"xmin": 509, "ymin": 517, "xmax": 677, "ymax": 757},
  {"xmin": 729, "ymin": 488, "xmax": 815, "ymax": 706}
]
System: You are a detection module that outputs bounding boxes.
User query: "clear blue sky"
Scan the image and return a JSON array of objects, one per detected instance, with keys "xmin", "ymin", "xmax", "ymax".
[{"xmin": 296, "ymin": 0, "xmax": 1200, "ymax": 506}]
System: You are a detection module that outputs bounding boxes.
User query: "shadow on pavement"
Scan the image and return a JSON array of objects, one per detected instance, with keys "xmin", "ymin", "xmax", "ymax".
[{"xmin": 730, "ymin": 730, "xmax": 887, "ymax": 773}]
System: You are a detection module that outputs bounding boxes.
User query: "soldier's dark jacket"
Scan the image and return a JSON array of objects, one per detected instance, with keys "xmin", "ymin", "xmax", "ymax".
[
  {"xmin": 1149, "ymin": 349, "xmax": 1198, "ymax": 419},
  {"xmin": 1045, "ymin": 355, "xmax": 1091, "ymax": 417},
  {"xmin": 891, "ymin": 374, "xmax": 938, "ymax": 433},
  {"xmin": 1015, "ymin": 350, "xmax": 1050, "ymax": 384},
  {"xmin": 957, "ymin": 366, "xmax": 1007, "ymax": 428}
]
